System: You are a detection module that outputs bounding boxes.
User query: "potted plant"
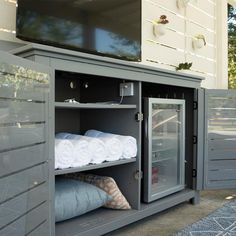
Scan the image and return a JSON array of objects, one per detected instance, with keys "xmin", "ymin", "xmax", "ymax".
[
  {"xmin": 177, "ymin": 0, "xmax": 190, "ymax": 8},
  {"xmin": 192, "ymin": 34, "xmax": 206, "ymax": 49},
  {"xmin": 176, "ymin": 62, "xmax": 193, "ymax": 71},
  {"xmin": 152, "ymin": 15, "xmax": 169, "ymax": 37}
]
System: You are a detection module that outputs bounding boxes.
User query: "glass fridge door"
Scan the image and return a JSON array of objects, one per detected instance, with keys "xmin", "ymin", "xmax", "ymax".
[{"xmin": 143, "ymin": 98, "xmax": 185, "ymax": 202}]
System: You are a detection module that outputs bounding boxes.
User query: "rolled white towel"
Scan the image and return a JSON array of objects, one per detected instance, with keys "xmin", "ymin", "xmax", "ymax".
[
  {"xmin": 85, "ymin": 130, "xmax": 137, "ymax": 159},
  {"xmin": 55, "ymin": 139, "xmax": 74, "ymax": 169},
  {"xmin": 84, "ymin": 130, "xmax": 123, "ymax": 161},
  {"xmin": 65, "ymin": 134, "xmax": 107, "ymax": 164},
  {"xmin": 115, "ymin": 135, "xmax": 137, "ymax": 159},
  {"xmin": 55, "ymin": 132, "xmax": 71, "ymax": 139},
  {"xmin": 67, "ymin": 139, "xmax": 90, "ymax": 167}
]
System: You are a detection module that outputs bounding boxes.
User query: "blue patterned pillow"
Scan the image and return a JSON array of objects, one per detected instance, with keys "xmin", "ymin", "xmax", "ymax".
[{"xmin": 55, "ymin": 177, "xmax": 111, "ymax": 222}]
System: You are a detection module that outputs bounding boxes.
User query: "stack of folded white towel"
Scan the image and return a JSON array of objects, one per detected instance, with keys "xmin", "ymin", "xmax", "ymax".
[{"xmin": 55, "ymin": 130, "xmax": 137, "ymax": 169}]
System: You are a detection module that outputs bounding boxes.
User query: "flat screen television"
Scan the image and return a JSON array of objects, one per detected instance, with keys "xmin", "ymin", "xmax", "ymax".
[{"xmin": 16, "ymin": 0, "xmax": 141, "ymax": 61}]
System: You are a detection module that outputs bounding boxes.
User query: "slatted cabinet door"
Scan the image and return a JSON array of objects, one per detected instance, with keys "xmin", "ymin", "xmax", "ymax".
[
  {"xmin": 204, "ymin": 90, "xmax": 236, "ymax": 189},
  {"xmin": 0, "ymin": 51, "xmax": 51, "ymax": 236}
]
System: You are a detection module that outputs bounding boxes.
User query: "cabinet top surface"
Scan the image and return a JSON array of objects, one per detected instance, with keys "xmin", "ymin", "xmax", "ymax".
[{"xmin": 11, "ymin": 43, "xmax": 204, "ymax": 88}]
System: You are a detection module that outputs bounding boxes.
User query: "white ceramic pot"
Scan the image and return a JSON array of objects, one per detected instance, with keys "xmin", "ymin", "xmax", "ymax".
[
  {"xmin": 153, "ymin": 24, "xmax": 166, "ymax": 37},
  {"xmin": 192, "ymin": 38, "xmax": 205, "ymax": 49},
  {"xmin": 177, "ymin": 0, "xmax": 190, "ymax": 8}
]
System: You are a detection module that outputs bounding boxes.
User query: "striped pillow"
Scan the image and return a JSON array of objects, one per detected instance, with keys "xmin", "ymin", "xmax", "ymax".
[{"xmin": 69, "ymin": 173, "xmax": 131, "ymax": 210}]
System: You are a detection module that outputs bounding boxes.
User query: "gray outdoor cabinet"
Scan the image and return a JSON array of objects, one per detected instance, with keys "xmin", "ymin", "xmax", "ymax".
[
  {"xmin": 7, "ymin": 43, "xmax": 236, "ymax": 236},
  {"xmin": 0, "ymin": 51, "xmax": 53, "ymax": 236}
]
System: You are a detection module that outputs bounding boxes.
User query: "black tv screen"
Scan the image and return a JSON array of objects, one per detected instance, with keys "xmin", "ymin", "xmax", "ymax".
[{"xmin": 16, "ymin": 0, "xmax": 141, "ymax": 61}]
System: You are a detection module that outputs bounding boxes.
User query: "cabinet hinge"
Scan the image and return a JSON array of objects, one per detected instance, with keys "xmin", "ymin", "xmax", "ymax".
[
  {"xmin": 193, "ymin": 101, "xmax": 198, "ymax": 110},
  {"xmin": 193, "ymin": 135, "xmax": 198, "ymax": 144},
  {"xmin": 135, "ymin": 112, "xmax": 143, "ymax": 122},
  {"xmin": 134, "ymin": 170, "xmax": 143, "ymax": 180},
  {"xmin": 192, "ymin": 169, "xmax": 197, "ymax": 178}
]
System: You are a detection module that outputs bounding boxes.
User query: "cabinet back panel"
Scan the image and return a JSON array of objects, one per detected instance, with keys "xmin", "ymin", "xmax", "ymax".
[{"xmin": 55, "ymin": 109, "xmax": 81, "ymax": 134}]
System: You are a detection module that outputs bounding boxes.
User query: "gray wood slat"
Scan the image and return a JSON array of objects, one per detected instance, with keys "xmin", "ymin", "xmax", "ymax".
[
  {"xmin": 209, "ymin": 110, "xmax": 236, "ymax": 119},
  {"xmin": 208, "ymin": 132, "xmax": 236, "ymax": 139},
  {"xmin": 0, "ymin": 163, "xmax": 48, "ymax": 203},
  {"xmin": 0, "ymin": 203, "xmax": 48, "ymax": 236},
  {"xmin": 208, "ymin": 139, "xmax": 236, "ymax": 150},
  {"xmin": 0, "ymin": 183, "xmax": 47, "ymax": 229},
  {"xmin": 207, "ymin": 179, "xmax": 236, "ymax": 189},
  {"xmin": 208, "ymin": 169, "xmax": 236, "ymax": 181},
  {"xmin": 0, "ymin": 85, "xmax": 46, "ymax": 102},
  {"xmin": 208, "ymin": 150, "xmax": 236, "ymax": 160},
  {"xmin": 208, "ymin": 97, "xmax": 236, "ymax": 109},
  {"xmin": 0, "ymin": 124, "xmax": 45, "ymax": 151},
  {"xmin": 28, "ymin": 220, "xmax": 49, "ymax": 236},
  {"xmin": 208, "ymin": 160, "xmax": 236, "ymax": 169},
  {"xmin": 0, "ymin": 62, "xmax": 50, "ymax": 83},
  {"xmin": 0, "ymin": 144, "xmax": 46, "ymax": 178},
  {"xmin": 0, "ymin": 100, "xmax": 45, "ymax": 124}
]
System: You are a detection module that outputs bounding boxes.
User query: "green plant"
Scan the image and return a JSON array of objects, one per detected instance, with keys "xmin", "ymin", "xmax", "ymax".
[{"xmin": 176, "ymin": 62, "xmax": 192, "ymax": 71}]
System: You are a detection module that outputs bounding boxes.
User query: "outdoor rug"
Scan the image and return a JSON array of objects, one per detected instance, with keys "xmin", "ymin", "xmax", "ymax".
[{"xmin": 173, "ymin": 200, "xmax": 236, "ymax": 236}]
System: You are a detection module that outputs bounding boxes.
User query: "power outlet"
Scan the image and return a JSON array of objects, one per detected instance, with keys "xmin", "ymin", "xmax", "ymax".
[{"xmin": 119, "ymin": 82, "xmax": 134, "ymax": 96}]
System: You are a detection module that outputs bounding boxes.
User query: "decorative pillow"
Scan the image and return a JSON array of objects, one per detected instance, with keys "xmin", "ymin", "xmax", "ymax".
[
  {"xmin": 55, "ymin": 177, "xmax": 112, "ymax": 222},
  {"xmin": 68, "ymin": 173, "xmax": 131, "ymax": 210}
]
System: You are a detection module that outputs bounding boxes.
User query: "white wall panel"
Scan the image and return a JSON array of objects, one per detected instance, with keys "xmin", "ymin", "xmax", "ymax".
[
  {"xmin": 144, "ymin": 41, "xmax": 185, "ymax": 66},
  {"xmin": 186, "ymin": 4, "xmax": 215, "ymax": 30},
  {"xmin": 0, "ymin": 0, "xmax": 220, "ymax": 89},
  {"xmin": 186, "ymin": 37, "xmax": 216, "ymax": 59},
  {"xmin": 143, "ymin": 1, "xmax": 185, "ymax": 33},
  {"xmin": 142, "ymin": 0, "xmax": 217, "ymax": 88},
  {"xmin": 143, "ymin": 21, "xmax": 185, "ymax": 49},
  {"xmin": 0, "ymin": 1, "xmax": 16, "ymax": 30},
  {"xmin": 186, "ymin": 54, "xmax": 215, "ymax": 74},
  {"xmin": 186, "ymin": 21, "xmax": 215, "ymax": 46}
]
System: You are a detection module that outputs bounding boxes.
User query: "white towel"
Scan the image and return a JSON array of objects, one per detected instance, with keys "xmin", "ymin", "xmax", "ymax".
[
  {"xmin": 85, "ymin": 130, "xmax": 137, "ymax": 159},
  {"xmin": 64, "ymin": 134, "xmax": 107, "ymax": 164},
  {"xmin": 84, "ymin": 130, "xmax": 123, "ymax": 161},
  {"xmin": 55, "ymin": 139, "xmax": 74, "ymax": 169}
]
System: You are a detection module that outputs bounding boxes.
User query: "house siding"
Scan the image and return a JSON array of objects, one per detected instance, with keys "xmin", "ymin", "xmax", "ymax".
[{"xmin": 0, "ymin": 0, "xmax": 222, "ymax": 89}]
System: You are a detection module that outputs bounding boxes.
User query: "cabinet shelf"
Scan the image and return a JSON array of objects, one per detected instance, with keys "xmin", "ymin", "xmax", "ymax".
[
  {"xmin": 55, "ymin": 189, "xmax": 195, "ymax": 236},
  {"xmin": 55, "ymin": 102, "xmax": 137, "ymax": 109},
  {"xmin": 55, "ymin": 158, "xmax": 136, "ymax": 175}
]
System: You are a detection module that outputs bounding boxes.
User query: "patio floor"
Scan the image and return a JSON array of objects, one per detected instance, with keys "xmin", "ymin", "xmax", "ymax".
[{"xmin": 106, "ymin": 189, "xmax": 236, "ymax": 236}]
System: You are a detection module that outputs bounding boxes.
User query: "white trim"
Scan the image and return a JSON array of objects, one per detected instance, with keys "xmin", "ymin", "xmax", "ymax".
[{"xmin": 216, "ymin": 0, "xmax": 228, "ymax": 89}]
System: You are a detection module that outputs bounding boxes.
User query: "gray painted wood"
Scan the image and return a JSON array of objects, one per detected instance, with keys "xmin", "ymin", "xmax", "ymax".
[
  {"xmin": 11, "ymin": 44, "xmax": 204, "ymax": 89},
  {"xmin": 55, "ymin": 158, "xmax": 136, "ymax": 175},
  {"xmin": 0, "ymin": 85, "xmax": 45, "ymax": 101},
  {"xmin": 0, "ymin": 203, "xmax": 48, "ymax": 236},
  {"xmin": 0, "ymin": 183, "xmax": 47, "ymax": 229},
  {"xmin": 55, "ymin": 189, "xmax": 195, "ymax": 236},
  {"xmin": 0, "ymin": 51, "xmax": 51, "ymax": 236},
  {"xmin": 0, "ymin": 164, "xmax": 47, "ymax": 203},
  {"xmin": 0, "ymin": 144, "xmax": 45, "ymax": 178},
  {"xmin": 12, "ymin": 44, "xmax": 204, "ymax": 236},
  {"xmin": 0, "ymin": 124, "xmax": 45, "ymax": 151},
  {"xmin": 0, "ymin": 99, "xmax": 45, "ymax": 124},
  {"xmin": 28, "ymin": 221, "xmax": 49, "ymax": 236},
  {"xmin": 204, "ymin": 89, "xmax": 236, "ymax": 189},
  {"xmin": 194, "ymin": 88, "xmax": 205, "ymax": 190},
  {"xmin": 55, "ymin": 102, "xmax": 136, "ymax": 109}
]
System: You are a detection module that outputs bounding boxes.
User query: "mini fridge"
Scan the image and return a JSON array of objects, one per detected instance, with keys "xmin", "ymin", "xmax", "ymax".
[{"xmin": 143, "ymin": 98, "xmax": 185, "ymax": 203}]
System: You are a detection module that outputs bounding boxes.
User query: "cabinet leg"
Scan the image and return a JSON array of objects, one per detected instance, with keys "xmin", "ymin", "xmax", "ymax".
[{"xmin": 190, "ymin": 191, "xmax": 200, "ymax": 205}]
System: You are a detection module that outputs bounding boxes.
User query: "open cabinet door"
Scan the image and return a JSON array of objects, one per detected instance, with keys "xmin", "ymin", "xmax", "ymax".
[
  {"xmin": 204, "ymin": 89, "xmax": 236, "ymax": 189},
  {"xmin": 0, "ymin": 51, "xmax": 52, "ymax": 236}
]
